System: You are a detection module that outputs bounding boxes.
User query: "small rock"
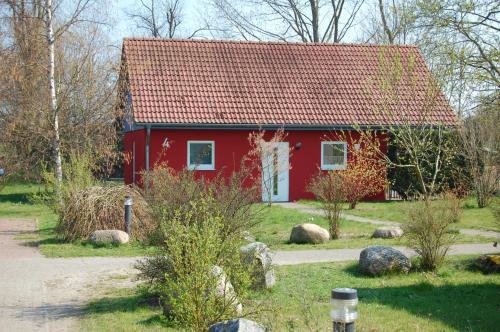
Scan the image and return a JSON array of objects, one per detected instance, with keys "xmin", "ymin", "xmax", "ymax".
[
  {"xmin": 90, "ymin": 230, "xmax": 129, "ymax": 244},
  {"xmin": 290, "ymin": 223, "xmax": 330, "ymax": 244},
  {"xmin": 212, "ymin": 266, "xmax": 243, "ymax": 315},
  {"xmin": 240, "ymin": 242, "xmax": 275, "ymax": 289},
  {"xmin": 359, "ymin": 246, "xmax": 411, "ymax": 276},
  {"xmin": 473, "ymin": 254, "xmax": 500, "ymax": 274},
  {"xmin": 208, "ymin": 318, "xmax": 266, "ymax": 332},
  {"xmin": 372, "ymin": 227, "xmax": 404, "ymax": 239}
]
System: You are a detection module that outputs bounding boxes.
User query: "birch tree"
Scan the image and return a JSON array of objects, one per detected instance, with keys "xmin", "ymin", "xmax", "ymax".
[
  {"xmin": 43, "ymin": 0, "xmax": 111, "ymax": 199},
  {"xmin": 0, "ymin": 0, "xmax": 119, "ymax": 184},
  {"xmin": 45, "ymin": 0, "xmax": 63, "ymax": 195}
]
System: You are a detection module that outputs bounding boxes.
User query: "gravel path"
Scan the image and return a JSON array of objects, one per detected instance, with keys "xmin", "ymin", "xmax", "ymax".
[
  {"xmin": 273, "ymin": 243, "xmax": 499, "ymax": 265},
  {"xmin": 0, "ymin": 218, "xmax": 137, "ymax": 332},
  {"xmin": 274, "ymin": 202, "xmax": 500, "ymax": 239}
]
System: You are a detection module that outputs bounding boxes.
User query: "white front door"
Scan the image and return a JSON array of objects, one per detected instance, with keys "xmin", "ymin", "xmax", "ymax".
[{"xmin": 261, "ymin": 142, "xmax": 289, "ymax": 202}]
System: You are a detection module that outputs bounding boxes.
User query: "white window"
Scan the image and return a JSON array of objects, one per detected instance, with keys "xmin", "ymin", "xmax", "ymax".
[
  {"xmin": 321, "ymin": 141, "xmax": 347, "ymax": 170},
  {"xmin": 187, "ymin": 141, "xmax": 215, "ymax": 170}
]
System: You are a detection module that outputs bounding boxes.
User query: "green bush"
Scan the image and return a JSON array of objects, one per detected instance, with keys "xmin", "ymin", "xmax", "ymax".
[
  {"xmin": 308, "ymin": 171, "xmax": 346, "ymax": 239},
  {"xmin": 404, "ymin": 195, "xmax": 459, "ymax": 271},
  {"xmin": 38, "ymin": 152, "xmax": 97, "ymax": 211},
  {"xmin": 137, "ymin": 195, "xmax": 251, "ymax": 331}
]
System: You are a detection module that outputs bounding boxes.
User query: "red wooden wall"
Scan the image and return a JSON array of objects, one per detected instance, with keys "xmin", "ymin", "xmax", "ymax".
[{"xmin": 124, "ymin": 128, "xmax": 387, "ymax": 201}]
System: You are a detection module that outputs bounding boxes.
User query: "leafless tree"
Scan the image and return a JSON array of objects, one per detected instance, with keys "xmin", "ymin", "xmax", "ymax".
[
  {"xmin": 460, "ymin": 102, "xmax": 500, "ymax": 208},
  {"xmin": 362, "ymin": 0, "xmax": 417, "ymax": 44},
  {"xmin": 45, "ymin": 0, "xmax": 64, "ymax": 195},
  {"xmin": 209, "ymin": 0, "xmax": 365, "ymax": 42},
  {"xmin": 361, "ymin": 49, "xmax": 462, "ymax": 270},
  {"xmin": 415, "ymin": 0, "xmax": 499, "ymax": 90},
  {"xmin": 0, "ymin": 0, "xmax": 120, "ymax": 186},
  {"xmin": 361, "ymin": 49, "xmax": 459, "ymax": 200},
  {"xmin": 126, "ymin": 0, "xmax": 182, "ymax": 38}
]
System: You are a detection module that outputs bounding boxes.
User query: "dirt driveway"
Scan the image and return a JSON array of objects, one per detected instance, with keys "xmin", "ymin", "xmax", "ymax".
[{"xmin": 0, "ymin": 218, "xmax": 137, "ymax": 332}]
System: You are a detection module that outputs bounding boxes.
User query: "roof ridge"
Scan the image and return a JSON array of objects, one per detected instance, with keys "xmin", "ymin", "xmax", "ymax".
[{"xmin": 122, "ymin": 37, "xmax": 419, "ymax": 49}]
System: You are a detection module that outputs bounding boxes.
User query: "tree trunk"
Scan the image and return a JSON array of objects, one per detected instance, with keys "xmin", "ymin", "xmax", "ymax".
[
  {"xmin": 476, "ymin": 190, "xmax": 487, "ymax": 208},
  {"xmin": 378, "ymin": 0, "xmax": 395, "ymax": 44},
  {"xmin": 45, "ymin": 0, "xmax": 63, "ymax": 199},
  {"xmin": 309, "ymin": 0, "xmax": 319, "ymax": 42}
]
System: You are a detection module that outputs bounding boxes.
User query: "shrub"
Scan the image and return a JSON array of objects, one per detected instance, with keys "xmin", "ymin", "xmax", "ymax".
[
  {"xmin": 337, "ymin": 132, "xmax": 387, "ymax": 209},
  {"xmin": 308, "ymin": 171, "xmax": 345, "ymax": 239},
  {"xmin": 57, "ymin": 185, "xmax": 153, "ymax": 241},
  {"xmin": 136, "ymin": 195, "xmax": 251, "ymax": 330},
  {"xmin": 404, "ymin": 195, "xmax": 459, "ymax": 271},
  {"xmin": 492, "ymin": 201, "xmax": 500, "ymax": 233},
  {"xmin": 39, "ymin": 152, "xmax": 97, "ymax": 210},
  {"xmin": 443, "ymin": 191, "xmax": 464, "ymax": 223},
  {"xmin": 142, "ymin": 163, "xmax": 260, "ymax": 243}
]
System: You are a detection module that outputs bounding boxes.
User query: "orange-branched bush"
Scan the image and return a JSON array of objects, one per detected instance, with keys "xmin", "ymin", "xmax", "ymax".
[{"xmin": 338, "ymin": 132, "xmax": 387, "ymax": 209}]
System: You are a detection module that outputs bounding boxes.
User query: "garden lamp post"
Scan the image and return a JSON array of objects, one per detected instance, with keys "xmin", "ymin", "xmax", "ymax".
[
  {"xmin": 331, "ymin": 288, "xmax": 358, "ymax": 332},
  {"xmin": 124, "ymin": 196, "xmax": 133, "ymax": 236}
]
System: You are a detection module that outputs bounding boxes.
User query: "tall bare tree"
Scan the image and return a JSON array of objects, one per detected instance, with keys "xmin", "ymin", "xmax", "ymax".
[
  {"xmin": 361, "ymin": 49, "xmax": 459, "ymax": 199},
  {"xmin": 0, "ymin": 0, "xmax": 120, "ymax": 185},
  {"xmin": 416, "ymin": 0, "xmax": 499, "ymax": 90},
  {"xmin": 126, "ymin": 0, "xmax": 210, "ymax": 38},
  {"xmin": 460, "ymin": 99, "xmax": 500, "ymax": 208},
  {"xmin": 363, "ymin": 0, "xmax": 417, "ymax": 44},
  {"xmin": 45, "ymin": 0, "xmax": 64, "ymax": 194},
  {"xmin": 209, "ymin": 0, "xmax": 365, "ymax": 42}
]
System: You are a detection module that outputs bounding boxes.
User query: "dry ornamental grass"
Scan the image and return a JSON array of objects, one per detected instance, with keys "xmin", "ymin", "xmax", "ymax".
[{"xmin": 58, "ymin": 185, "xmax": 154, "ymax": 241}]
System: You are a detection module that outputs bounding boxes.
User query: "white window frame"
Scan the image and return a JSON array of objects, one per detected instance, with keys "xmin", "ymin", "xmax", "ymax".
[
  {"xmin": 321, "ymin": 141, "xmax": 347, "ymax": 170},
  {"xmin": 187, "ymin": 140, "xmax": 215, "ymax": 170}
]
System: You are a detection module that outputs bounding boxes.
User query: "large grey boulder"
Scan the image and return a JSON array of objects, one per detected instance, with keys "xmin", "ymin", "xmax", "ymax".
[
  {"xmin": 372, "ymin": 227, "xmax": 404, "ymax": 239},
  {"xmin": 240, "ymin": 242, "xmax": 275, "ymax": 289},
  {"xmin": 209, "ymin": 318, "xmax": 266, "ymax": 332},
  {"xmin": 359, "ymin": 246, "xmax": 411, "ymax": 276},
  {"xmin": 212, "ymin": 266, "xmax": 243, "ymax": 315},
  {"xmin": 290, "ymin": 223, "xmax": 330, "ymax": 244},
  {"xmin": 90, "ymin": 230, "xmax": 129, "ymax": 244}
]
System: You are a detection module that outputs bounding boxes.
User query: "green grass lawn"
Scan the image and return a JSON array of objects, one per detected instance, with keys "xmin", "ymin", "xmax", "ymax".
[
  {"xmin": 1, "ymin": 183, "xmax": 496, "ymax": 257},
  {"xmin": 253, "ymin": 205, "xmax": 497, "ymax": 250},
  {"xmin": 80, "ymin": 255, "xmax": 500, "ymax": 332},
  {"xmin": 300, "ymin": 197, "xmax": 500, "ymax": 231}
]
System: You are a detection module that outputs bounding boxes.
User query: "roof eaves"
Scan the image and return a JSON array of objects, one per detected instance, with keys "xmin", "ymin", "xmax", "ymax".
[{"xmin": 136, "ymin": 122, "xmax": 389, "ymax": 131}]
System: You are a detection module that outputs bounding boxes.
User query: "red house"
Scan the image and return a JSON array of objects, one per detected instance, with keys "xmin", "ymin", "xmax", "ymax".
[{"xmin": 119, "ymin": 38, "xmax": 454, "ymax": 202}]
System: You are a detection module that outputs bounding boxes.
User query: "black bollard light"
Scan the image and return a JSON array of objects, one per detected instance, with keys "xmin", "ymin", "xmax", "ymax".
[
  {"xmin": 124, "ymin": 196, "xmax": 133, "ymax": 236},
  {"xmin": 331, "ymin": 288, "xmax": 358, "ymax": 332}
]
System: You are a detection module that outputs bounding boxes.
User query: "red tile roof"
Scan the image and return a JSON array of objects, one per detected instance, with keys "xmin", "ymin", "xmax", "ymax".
[{"xmin": 122, "ymin": 38, "xmax": 456, "ymax": 127}]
